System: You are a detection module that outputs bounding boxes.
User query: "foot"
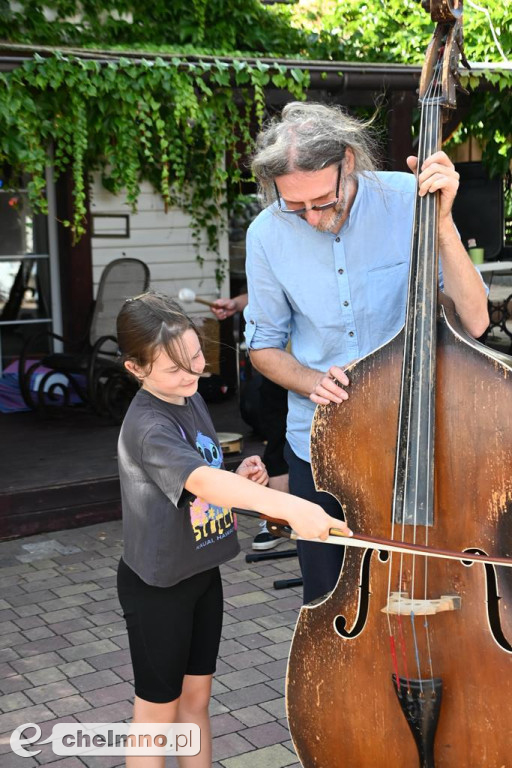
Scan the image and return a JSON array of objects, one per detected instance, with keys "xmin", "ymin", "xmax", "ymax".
[{"xmin": 252, "ymin": 531, "xmax": 284, "ymax": 551}]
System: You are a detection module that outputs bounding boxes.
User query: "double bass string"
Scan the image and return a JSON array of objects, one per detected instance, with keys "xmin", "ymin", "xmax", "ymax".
[
  {"xmin": 386, "ymin": 59, "xmax": 442, "ymax": 694},
  {"xmin": 420, "ymin": 65, "xmax": 444, "ymax": 692}
]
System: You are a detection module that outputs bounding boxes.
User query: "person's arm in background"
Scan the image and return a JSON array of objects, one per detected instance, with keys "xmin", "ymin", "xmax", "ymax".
[{"xmin": 211, "ymin": 294, "xmax": 248, "ymax": 321}]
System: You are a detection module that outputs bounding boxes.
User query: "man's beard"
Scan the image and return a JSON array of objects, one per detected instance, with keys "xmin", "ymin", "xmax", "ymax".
[
  {"xmin": 313, "ymin": 200, "xmax": 347, "ymax": 233},
  {"xmin": 302, "ymin": 177, "xmax": 349, "ymax": 234}
]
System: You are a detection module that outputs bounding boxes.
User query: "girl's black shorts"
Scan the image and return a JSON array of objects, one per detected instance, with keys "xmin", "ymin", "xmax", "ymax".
[{"xmin": 117, "ymin": 558, "xmax": 223, "ymax": 703}]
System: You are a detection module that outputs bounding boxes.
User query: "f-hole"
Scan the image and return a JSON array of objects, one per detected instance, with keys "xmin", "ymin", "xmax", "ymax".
[
  {"xmin": 463, "ymin": 550, "xmax": 512, "ymax": 653},
  {"xmin": 334, "ymin": 549, "xmax": 389, "ymax": 639}
]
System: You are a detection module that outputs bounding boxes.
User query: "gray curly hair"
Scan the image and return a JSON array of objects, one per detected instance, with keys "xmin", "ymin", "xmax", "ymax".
[{"xmin": 251, "ymin": 102, "xmax": 380, "ymax": 206}]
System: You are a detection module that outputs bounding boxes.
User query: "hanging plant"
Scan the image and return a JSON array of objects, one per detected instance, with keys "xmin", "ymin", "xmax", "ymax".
[{"xmin": 0, "ymin": 52, "xmax": 309, "ymax": 285}]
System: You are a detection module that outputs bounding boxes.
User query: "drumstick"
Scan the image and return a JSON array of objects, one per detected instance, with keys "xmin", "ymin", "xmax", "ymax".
[{"xmin": 178, "ymin": 287, "xmax": 216, "ymax": 309}]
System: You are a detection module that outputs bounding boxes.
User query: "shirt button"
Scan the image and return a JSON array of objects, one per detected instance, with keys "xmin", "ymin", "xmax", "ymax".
[
  {"xmin": 338, "ymin": 268, "xmax": 344, "ymax": 275},
  {"xmin": 349, "ymin": 331, "xmax": 354, "ymax": 337},
  {"xmin": 250, "ymin": 320, "xmax": 255, "ymax": 324},
  {"xmin": 343, "ymin": 300, "xmax": 349, "ymax": 307},
  {"xmin": 335, "ymin": 237, "xmax": 340, "ymax": 243}
]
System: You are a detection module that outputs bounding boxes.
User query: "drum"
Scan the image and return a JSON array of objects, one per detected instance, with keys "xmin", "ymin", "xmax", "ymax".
[{"xmin": 217, "ymin": 432, "xmax": 244, "ymax": 455}]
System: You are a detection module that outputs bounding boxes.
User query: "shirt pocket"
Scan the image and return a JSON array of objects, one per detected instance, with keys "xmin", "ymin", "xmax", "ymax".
[{"xmin": 367, "ymin": 261, "xmax": 409, "ymax": 346}]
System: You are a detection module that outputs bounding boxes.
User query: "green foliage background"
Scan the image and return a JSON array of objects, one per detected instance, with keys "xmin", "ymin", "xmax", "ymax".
[{"xmin": 0, "ymin": 0, "xmax": 510, "ymax": 273}]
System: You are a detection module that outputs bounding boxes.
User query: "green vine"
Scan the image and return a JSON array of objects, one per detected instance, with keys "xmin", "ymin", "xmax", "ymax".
[{"xmin": 0, "ymin": 52, "xmax": 310, "ymax": 285}]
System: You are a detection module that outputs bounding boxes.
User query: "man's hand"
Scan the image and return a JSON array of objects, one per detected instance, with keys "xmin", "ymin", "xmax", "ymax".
[
  {"xmin": 310, "ymin": 365, "xmax": 350, "ymax": 405},
  {"xmin": 407, "ymin": 151, "xmax": 460, "ymax": 222}
]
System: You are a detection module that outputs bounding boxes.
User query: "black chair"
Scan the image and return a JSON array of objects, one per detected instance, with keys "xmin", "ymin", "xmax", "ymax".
[{"xmin": 19, "ymin": 258, "xmax": 150, "ymax": 421}]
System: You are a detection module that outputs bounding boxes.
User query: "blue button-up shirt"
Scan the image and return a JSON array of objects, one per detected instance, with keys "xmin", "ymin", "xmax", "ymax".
[{"xmin": 244, "ymin": 171, "xmax": 438, "ymax": 462}]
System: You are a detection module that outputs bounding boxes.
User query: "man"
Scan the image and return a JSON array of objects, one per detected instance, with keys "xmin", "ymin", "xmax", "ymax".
[
  {"xmin": 244, "ymin": 102, "xmax": 489, "ymax": 604},
  {"xmin": 211, "ymin": 294, "xmax": 288, "ymax": 550}
]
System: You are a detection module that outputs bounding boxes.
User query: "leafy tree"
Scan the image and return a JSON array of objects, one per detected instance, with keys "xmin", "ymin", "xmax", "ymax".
[{"xmin": 0, "ymin": 0, "xmax": 306, "ymax": 55}]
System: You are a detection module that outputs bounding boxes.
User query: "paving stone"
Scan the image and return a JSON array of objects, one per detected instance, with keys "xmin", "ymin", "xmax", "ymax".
[
  {"xmin": 87, "ymin": 649, "xmax": 131, "ymax": 670},
  {"xmin": 218, "ymin": 639, "xmax": 248, "ymax": 656},
  {"xmin": 39, "ymin": 606, "xmax": 88, "ymax": 625},
  {"xmin": 83, "ymin": 598, "xmax": 120, "ymax": 615},
  {"xmin": 212, "ymin": 731, "xmax": 255, "ymax": 761},
  {"xmin": 260, "ymin": 697, "xmax": 287, "ymax": 719},
  {"xmin": 10, "ymin": 652, "xmax": 63, "ymax": 674},
  {"xmin": 112, "ymin": 664, "xmax": 133, "ymax": 682},
  {"xmin": 22, "ymin": 627, "xmax": 55, "ymax": 642},
  {"xmin": 224, "ymin": 591, "xmax": 270, "ymax": 609},
  {"xmin": 58, "ymin": 660, "xmax": 96, "ymax": 678},
  {"xmin": 0, "ymin": 673, "xmax": 29, "ymax": 695},
  {"xmin": 0, "ymin": 690, "xmax": 33, "ymax": 713},
  {"xmin": 266, "ymin": 678, "xmax": 286, "ymax": 696},
  {"xmin": 229, "ymin": 603, "xmax": 276, "ymax": 622},
  {"xmin": 220, "ymin": 743, "xmax": 297, "ymax": 768},
  {"xmin": 211, "ymin": 713, "xmax": 243, "ymax": 737},
  {"xmin": 57, "ymin": 639, "xmax": 119, "ymax": 663},
  {"xmin": 221, "ymin": 620, "xmax": 262, "ymax": 640},
  {"xmin": 25, "ymin": 667, "xmax": 65, "ymax": 687},
  {"xmin": 12, "ymin": 615, "xmax": 45, "ymax": 630},
  {"xmin": 259, "ymin": 640, "xmax": 291, "ymax": 660},
  {"xmin": 0, "ymin": 703, "xmax": 56, "ymax": 735},
  {"xmin": 243, "ymin": 721, "xmax": 291, "ymax": 748},
  {"xmin": 259, "ymin": 626, "xmax": 295, "ymax": 643},
  {"xmin": 87, "ymin": 611, "xmax": 122, "ymax": 627},
  {"xmin": 89, "ymin": 621, "xmax": 126, "ymax": 642},
  {"xmin": 87, "ymin": 586, "xmax": 118, "ymax": 603},
  {"xmin": 232, "ymin": 704, "xmax": 275, "ymax": 727},
  {"xmin": 11, "ymin": 604, "xmax": 43, "ymax": 618},
  {"xmin": 40, "ymin": 593, "xmax": 96, "ymax": 611},
  {"xmin": 210, "ymin": 698, "xmax": 229, "ymax": 716},
  {"xmin": 26, "ymin": 680, "xmax": 79, "ymax": 705},
  {"xmin": 37, "ymin": 759, "xmax": 86, "ymax": 768},
  {"xmin": 255, "ymin": 611, "xmax": 301, "ymax": 630},
  {"xmin": 62, "ymin": 629, "xmax": 98, "ymax": 646},
  {"xmin": 0, "ymin": 621, "xmax": 20, "ymax": 636},
  {"xmin": 47, "ymin": 694, "xmax": 92, "ymax": 717},
  {"xmin": 72, "ymin": 670, "xmax": 122, "ymax": 693},
  {"xmin": 82, "ymin": 682, "xmax": 134, "ymax": 708},
  {"xmin": 256, "ymin": 658, "xmax": 288, "ymax": 679},
  {"xmin": 8, "ymin": 590, "xmax": 56, "ymax": 608},
  {"xmin": 50, "ymin": 618, "xmax": 93, "ymax": 635},
  {"xmin": 110, "ymin": 633, "xmax": 129, "ymax": 650},
  {"xmin": 217, "ymin": 668, "xmax": 269, "ymax": 691},
  {"xmin": 51, "ymin": 583, "xmax": 100, "ymax": 598},
  {"xmin": 223, "ymin": 649, "xmax": 274, "ymax": 670},
  {"xmin": 22, "ymin": 576, "xmax": 72, "ymax": 593},
  {"xmin": 222, "ymin": 569, "xmax": 260, "ymax": 585},
  {"xmin": 0, "ymin": 632, "xmax": 26, "ymax": 648},
  {"xmin": 13, "ymin": 636, "xmax": 71, "ymax": 657},
  {"xmin": 215, "ymin": 683, "xmax": 281, "ymax": 711},
  {"xmin": 211, "ymin": 679, "xmax": 230, "ymax": 696},
  {"xmin": 237, "ymin": 633, "xmax": 274, "ymax": 650},
  {"xmin": 79, "ymin": 700, "xmax": 133, "ymax": 723},
  {"xmin": 80, "ymin": 757, "xmax": 125, "ymax": 768},
  {"xmin": 223, "ymin": 581, "xmax": 260, "ymax": 598}
]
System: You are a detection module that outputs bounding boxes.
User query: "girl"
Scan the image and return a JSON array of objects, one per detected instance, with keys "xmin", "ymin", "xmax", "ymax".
[{"xmin": 115, "ymin": 292, "xmax": 350, "ymax": 767}]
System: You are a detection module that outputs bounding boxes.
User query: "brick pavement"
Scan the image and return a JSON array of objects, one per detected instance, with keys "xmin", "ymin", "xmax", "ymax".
[{"xmin": 0, "ymin": 518, "xmax": 303, "ymax": 767}]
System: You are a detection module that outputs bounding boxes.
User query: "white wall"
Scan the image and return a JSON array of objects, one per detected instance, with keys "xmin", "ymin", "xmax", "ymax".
[{"xmin": 89, "ymin": 175, "xmax": 229, "ymax": 314}]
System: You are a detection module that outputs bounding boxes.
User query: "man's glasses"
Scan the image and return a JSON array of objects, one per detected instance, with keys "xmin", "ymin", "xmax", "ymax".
[{"xmin": 274, "ymin": 163, "xmax": 342, "ymax": 215}]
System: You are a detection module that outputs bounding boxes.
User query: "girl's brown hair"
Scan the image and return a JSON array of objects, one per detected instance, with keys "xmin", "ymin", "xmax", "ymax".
[{"xmin": 116, "ymin": 291, "xmax": 202, "ymax": 376}]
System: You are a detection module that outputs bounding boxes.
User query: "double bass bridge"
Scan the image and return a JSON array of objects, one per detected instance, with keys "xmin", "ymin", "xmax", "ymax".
[{"xmin": 382, "ymin": 591, "xmax": 461, "ymax": 616}]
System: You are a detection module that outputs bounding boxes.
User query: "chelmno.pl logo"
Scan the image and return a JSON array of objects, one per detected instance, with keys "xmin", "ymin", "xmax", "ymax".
[{"xmin": 10, "ymin": 722, "xmax": 200, "ymax": 757}]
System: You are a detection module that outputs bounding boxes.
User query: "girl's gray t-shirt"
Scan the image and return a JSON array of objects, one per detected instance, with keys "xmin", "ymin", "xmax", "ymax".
[{"xmin": 118, "ymin": 388, "xmax": 240, "ymax": 587}]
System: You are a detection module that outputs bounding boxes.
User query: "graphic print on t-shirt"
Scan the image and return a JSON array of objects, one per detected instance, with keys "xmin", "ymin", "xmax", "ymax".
[{"xmin": 189, "ymin": 430, "xmax": 237, "ymax": 548}]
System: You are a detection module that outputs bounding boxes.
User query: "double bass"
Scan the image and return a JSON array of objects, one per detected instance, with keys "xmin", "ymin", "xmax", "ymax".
[{"xmin": 285, "ymin": 2, "xmax": 512, "ymax": 766}]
